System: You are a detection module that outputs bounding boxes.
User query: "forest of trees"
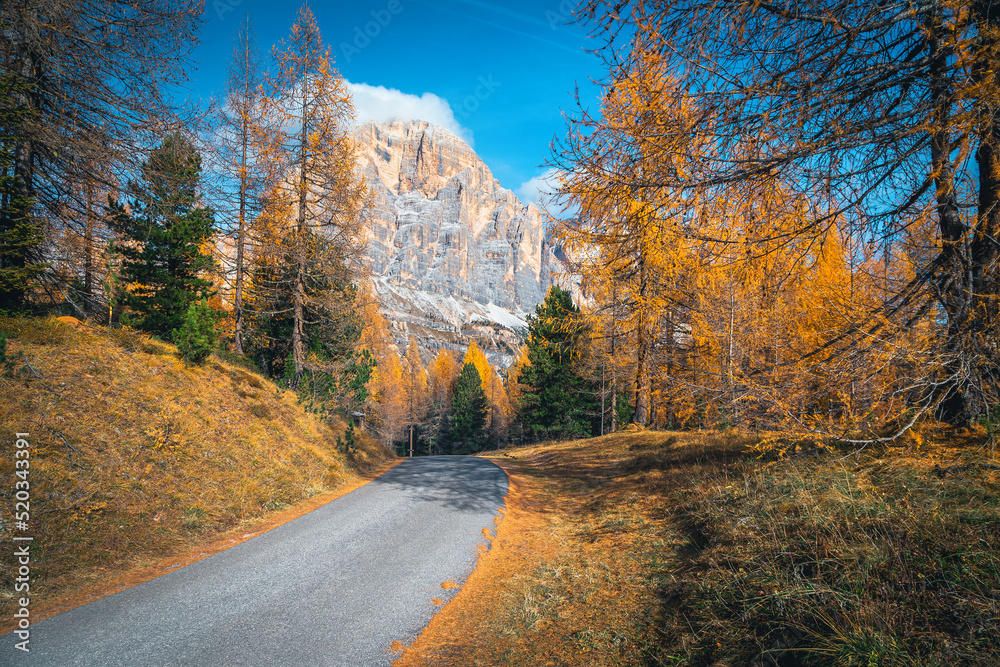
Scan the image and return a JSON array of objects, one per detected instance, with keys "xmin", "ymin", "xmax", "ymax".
[
  {"xmin": 4, "ymin": 0, "xmax": 1000, "ymax": 454},
  {"xmin": 547, "ymin": 0, "xmax": 1000, "ymax": 440}
]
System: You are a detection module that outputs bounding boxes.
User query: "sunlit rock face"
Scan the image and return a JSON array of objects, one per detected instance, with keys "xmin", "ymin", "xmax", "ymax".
[{"xmin": 352, "ymin": 119, "xmax": 563, "ymax": 366}]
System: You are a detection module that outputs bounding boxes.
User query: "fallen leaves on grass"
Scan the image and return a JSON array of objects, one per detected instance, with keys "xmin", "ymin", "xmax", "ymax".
[{"xmin": 395, "ymin": 430, "xmax": 1000, "ymax": 666}]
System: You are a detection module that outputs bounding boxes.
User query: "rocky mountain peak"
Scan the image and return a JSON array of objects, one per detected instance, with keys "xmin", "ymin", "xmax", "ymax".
[
  {"xmin": 351, "ymin": 118, "xmax": 561, "ymax": 365},
  {"xmin": 354, "ymin": 119, "xmax": 496, "ymax": 201}
]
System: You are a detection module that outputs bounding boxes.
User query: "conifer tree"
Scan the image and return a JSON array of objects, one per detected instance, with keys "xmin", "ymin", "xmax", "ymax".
[
  {"xmin": 247, "ymin": 230, "xmax": 360, "ymax": 381},
  {"xmin": 254, "ymin": 5, "xmax": 368, "ymax": 386},
  {"xmin": 403, "ymin": 337, "xmax": 429, "ymax": 457},
  {"xmin": 112, "ymin": 132, "xmax": 216, "ymax": 339},
  {"xmin": 462, "ymin": 340, "xmax": 510, "ymax": 446},
  {"xmin": 1, "ymin": 1, "xmax": 203, "ymax": 306},
  {"xmin": 429, "ymin": 348, "xmax": 461, "ymax": 413},
  {"xmin": 573, "ymin": 0, "xmax": 1000, "ymax": 425},
  {"xmin": 0, "ymin": 74, "xmax": 45, "ymax": 312},
  {"xmin": 368, "ymin": 347, "xmax": 408, "ymax": 450},
  {"xmin": 174, "ymin": 300, "xmax": 219, "ymax": 364},
  {"xmin": 426, "ymin": 348, "xmax": 461, "ymax": 454},
  {"xmin": 52, "ymin": 162, "xmax": 117, "ymax": 317},
  {"xmin": 506, "ymin": 344, "xmax": 532, "ymax": 445},
  {"xmin": 518, "ymin": 285, "xmax": 598, "ymax": 441},
  {"xmin": 449, "ymin": 362, "xmax": 488, "ymax": 454},
  {"xmin": 554, "ymin": 49, "xmax": 702, "ymax": 427},
  {"xmin": 339, "ymin": 347, "xmax": 376, "ymax": 413},
  {"xmin": 216, "ymin": 14, "xmax": 268, "ymax": 354}
]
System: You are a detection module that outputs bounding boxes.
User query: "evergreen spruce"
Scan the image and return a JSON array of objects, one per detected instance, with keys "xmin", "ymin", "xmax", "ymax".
[
  {"xmin": 340, "ymin": 348, "xmax": 376, "ymax": 411},
  {"xmin": 0, "ymin": 74, "xmax": 46, "ymax": 313},
  {"xmin": 448, "ymin": 362, "xmax": 489, "ymax": 454},
  {"xmin": 174, "ymin": 300, "xmax": 219, "ymax": 364},
  {"xmin": 336, "ymin": 421, "xmax": 359, "ymax": 455},
  {"xmin": 112, "ymin": 133, "xmax": 216, "ymax": 339},
  {"xmin": 518, "ymin": 285, "xmax": 599, "ymax": 441}
]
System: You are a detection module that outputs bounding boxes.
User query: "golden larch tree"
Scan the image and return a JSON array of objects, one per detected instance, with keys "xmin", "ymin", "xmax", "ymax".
[{"xmin": 254, "ymin": 5, "xmax": 368, "ymax": 385}]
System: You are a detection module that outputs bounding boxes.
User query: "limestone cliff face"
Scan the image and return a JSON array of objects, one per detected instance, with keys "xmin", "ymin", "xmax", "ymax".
[{"xmin": 352, "ymin": 119, "xmax": 561, "ymax": 365}]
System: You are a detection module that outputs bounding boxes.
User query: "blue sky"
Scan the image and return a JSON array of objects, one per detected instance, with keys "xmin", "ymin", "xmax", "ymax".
[{"xmin": 186, "ymin": 0, "xmax": 604, "ymax": 205}]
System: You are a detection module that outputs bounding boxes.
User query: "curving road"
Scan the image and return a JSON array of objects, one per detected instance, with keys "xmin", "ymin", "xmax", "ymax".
[{"xmin": 1, "ymin": 456, "xmax": 508, "ymax": 666}]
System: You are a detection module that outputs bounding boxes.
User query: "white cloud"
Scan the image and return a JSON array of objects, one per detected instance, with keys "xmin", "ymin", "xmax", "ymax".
[
  {"xmin": 516, "ymin": 168, "xmax": 562, "ymax": 208},
  {"xmin": 345, "ymin": 80, "xmax": 474, "ymax": 145}
]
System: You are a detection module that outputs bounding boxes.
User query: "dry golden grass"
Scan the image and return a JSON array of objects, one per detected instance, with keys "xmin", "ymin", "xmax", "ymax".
[
  {"xmin": 0, "ymin": 316, "xmax": 394, "ymax": 628},
  {"xmin": 395, "ymin": 429, "xmax": 1000, "ymax": 666}
]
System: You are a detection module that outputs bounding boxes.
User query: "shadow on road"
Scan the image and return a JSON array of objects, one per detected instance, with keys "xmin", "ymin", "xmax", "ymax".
[{"xmin": 370, "ymin": 456, "xmax": 508, "ymax": 514}]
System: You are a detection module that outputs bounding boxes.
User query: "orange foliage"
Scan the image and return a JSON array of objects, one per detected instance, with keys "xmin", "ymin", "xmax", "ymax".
[
  {"xmin": 463, "ymin": 341, "xmax": 511, "ymax": 442},
  {"xmin": 554, "ymin": 42, "xmax": 940, "ymax": 439}
]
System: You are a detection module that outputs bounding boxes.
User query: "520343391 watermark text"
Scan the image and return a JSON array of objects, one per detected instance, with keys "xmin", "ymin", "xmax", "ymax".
[{"xmin": 11, "ymin": 432, "xmax": 33, "ymax": 653}]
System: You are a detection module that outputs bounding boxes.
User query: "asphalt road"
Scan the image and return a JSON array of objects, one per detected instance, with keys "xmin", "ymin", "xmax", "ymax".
[{"xmin": 1, "ymin": 456, "xmax": 508, "ymax": 666}]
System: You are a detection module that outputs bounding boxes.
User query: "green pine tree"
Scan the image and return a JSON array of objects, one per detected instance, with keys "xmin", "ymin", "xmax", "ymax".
[
  {"xmin": 448, "ymin": 362, "xmax": 489, "ymax": 454},
  {"xmin": 340, "ymin": 348, "xmax": 376, "ymax": 410},
  {"xmin": 112, "ymin": 132, "xmax": 216, "ymax": 339},
  {"xmin": 173, "ymin": 300, "xmax": 219, "ymax": 364},
  {"xmin": 0, "ymin": 74, "xmax": 46, "ymax": 313},
  {"xmin": 517, "ymin": 285, "xmax": 599, "ymax": 441}
]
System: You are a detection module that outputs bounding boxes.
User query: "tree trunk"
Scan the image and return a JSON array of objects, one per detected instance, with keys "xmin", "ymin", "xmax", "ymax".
[
  {"xmin": 634, "ymin": 260, "xmax": 650, "ymax": 425},
  {"xmin": 11, "ymin": 45, "xmax": 39, "ymax": 293},
  {"xmin": 728, "ymin": 287, "xmax": 735, "ymax": 416},
  {"xmin": 610, "ymin": 375, "xmax": 618, "ymax": 432},
  {"xmin": 83, "ymin": 181, "xmax": 95, "ymax": 314},
  {"xmin": 233, "ymin": 124, "xmax": 248, "ymax": 355},
  {"xmin": 610, "ymin": 286, "xmax": 619, "ymax": 432},
  {"xmin": 634, "ymin": 331, "xmax": 649, "ymax": 425},
  {"xmin": 291, "ymin": 93, "xmax": 308, "ymax": 387},
  {"xmin": 600, "ymin": 363, "xmax": 606, "ymax": 436},
  {"xmin": 934, "ymin": 2, "xmax": 1000, "ymax": 424}
]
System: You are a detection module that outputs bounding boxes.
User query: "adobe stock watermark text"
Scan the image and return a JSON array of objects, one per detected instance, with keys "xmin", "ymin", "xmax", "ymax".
[{"xmin": 11, "ymin": 432, "xmax": 32, "ymax": 653}]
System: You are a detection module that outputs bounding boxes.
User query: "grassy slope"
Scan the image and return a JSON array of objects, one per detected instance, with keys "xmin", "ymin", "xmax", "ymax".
[
  {"xmin": 0, "ymin": 316, "xmax": 393, "ymax": 624},
  {"xmin": 396, "ymin": 430, "xmax": 1000, "ymax": 667}
]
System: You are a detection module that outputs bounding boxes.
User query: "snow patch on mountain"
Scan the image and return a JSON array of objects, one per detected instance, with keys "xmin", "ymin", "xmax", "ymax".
[
  {"xmin": 471, "ymin": 303, "xmax": 529, "ymax": 331},
  {"xmin": 353, "ymin": 119, "xmax": 563, "ymax": 365}
]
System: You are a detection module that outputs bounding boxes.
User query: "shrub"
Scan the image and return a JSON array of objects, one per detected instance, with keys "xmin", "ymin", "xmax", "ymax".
[{"xmin": 173, "ymin": 300, "xmax": 218, "ymax": 364}]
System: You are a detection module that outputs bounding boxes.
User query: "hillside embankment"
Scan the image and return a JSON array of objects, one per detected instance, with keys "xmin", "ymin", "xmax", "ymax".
[
  {"xmin": 396, "ymin": 429, "xmax": 1000, "ymax": 666},
  {"xmin": 0, "ymin": 316, "xmax": 394, "ymax": 629}
]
